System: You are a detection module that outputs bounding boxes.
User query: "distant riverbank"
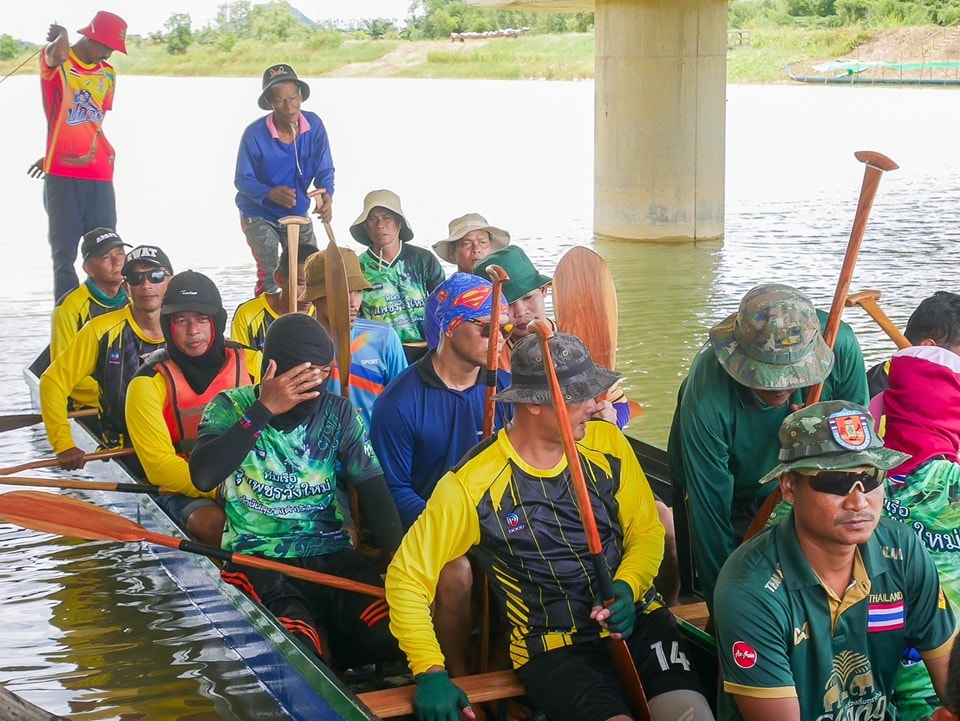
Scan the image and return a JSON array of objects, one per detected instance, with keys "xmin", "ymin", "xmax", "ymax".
[{"xmin": 6, "ymin": 26, "xmax": 960, "ymax": 84}]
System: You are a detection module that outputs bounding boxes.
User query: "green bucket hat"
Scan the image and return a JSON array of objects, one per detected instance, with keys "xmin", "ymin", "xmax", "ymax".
[
  {"xmin": 474, "ymin": 246, "xmax": 551, "ymax": 304},
  {"xmin": 758, "ymin": 400, "xmax": 910, "ymax": 484},
  {"xmin": 709, "ymin": 283, "xmax": 834, "ymax": 391}
]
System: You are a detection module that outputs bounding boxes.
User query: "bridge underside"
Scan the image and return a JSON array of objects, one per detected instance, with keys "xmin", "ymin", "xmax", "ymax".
[{"xmin": 473, "ymin": 0, "xmax": 727, "ymax": 242}]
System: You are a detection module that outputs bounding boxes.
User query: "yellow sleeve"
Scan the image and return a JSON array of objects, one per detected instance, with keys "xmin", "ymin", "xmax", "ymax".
[
  {"xmin": 230, "ymin": 305, "xmax": 252, "ymax": 347},
  {"xmin": 50, "ymin": 299, "xmax": 99, "ymax": 408},
  {"xmin": 40, "ymin": 322, "xmax": 101, "ymax": 454},
  {"xmin": 608, "ymin": 427, "xmax": 665, "ymax": 600},
  {"xmin": 384, "ymin": 470, "xmax": 480, "ymax": 676},
  {"xmin": 125, "ymin": 372, "xmax": 216, "ymax": 499},
  {"xmin": 244, "ymin": 348, "xmax": 264, "ymax": 383}
]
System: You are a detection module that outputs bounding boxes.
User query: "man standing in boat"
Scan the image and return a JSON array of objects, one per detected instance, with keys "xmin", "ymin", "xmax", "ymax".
[
  {"xmin": 713, "ymin": 400, "xmax": 955, "ymax": 721},
  {"xmin": 189, "ymin": 313, "xmax": 403, "ymax": 671},
  {"xmin": 385, "ymin": 332, "xmax": 715, "ymax": 721},
  {"xmin": 37, "ymin": 11, "xmax": 127, "ymax": 302},
  {"xmin": 50, "ymin": 227, "xmax": 130, "ymax": 411},
  {"xmin": 370, "ymin": 272, "xmax": 510, "ymax": 679},
  {"xmin": 351, "ymin": 189, "xmax": 445, "ymax": 363},
  {"xmin": 231, "ymin": 242, "xmax": 319, "ymax": 350},
  {"xmin": 40, "ymin": 245, "xmax": 173, "ymax": 470},
  {"xmin": 668, "ymin": 283, "xmax": 869, "ymax": 610},
  {"xmin": 126, "ymin": 271, "xmax": 261, "ymax": 547},
  {"xmin": 235, "ymin": 64, "xmax": 334, "ymax": 297}
]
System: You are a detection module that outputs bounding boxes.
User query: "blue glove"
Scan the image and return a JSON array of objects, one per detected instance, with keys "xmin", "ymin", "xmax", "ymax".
[
  {"xmin": 414, "ymin": 670, "xmax": 470, "ymax": 721},
  {"xmin": 596, "ymin": 579, "xmax": 636, "ymax": 638}
]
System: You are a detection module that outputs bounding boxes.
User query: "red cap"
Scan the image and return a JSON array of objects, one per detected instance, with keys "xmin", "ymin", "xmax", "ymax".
[{"xmin": 77, "ymin": 11, "xmax": 127, "ymax": 55}]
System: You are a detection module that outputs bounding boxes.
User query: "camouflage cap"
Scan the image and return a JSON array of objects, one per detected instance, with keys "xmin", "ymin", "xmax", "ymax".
[
  {"xmin": 709, "ymin": 283, "xmax": 834, "ymax": 391},
  {"xmin": 758, "ymin": 400, "xmax": 910, "ymax": 484},
  {"xmin": 492, "ymin": 331, "xmax": 622, "ymax": 405}
]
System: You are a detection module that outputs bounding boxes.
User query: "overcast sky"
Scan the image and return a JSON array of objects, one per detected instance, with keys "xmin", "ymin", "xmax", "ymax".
[{"xmin": 2, "ymin": 1, "xmax": 412, "ymax": 41}]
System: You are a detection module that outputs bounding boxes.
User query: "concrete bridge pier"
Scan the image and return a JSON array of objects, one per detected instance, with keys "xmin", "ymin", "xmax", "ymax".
[{"xmin": 594, "ymin": 0, "xmax": 727, "ymax": 241}]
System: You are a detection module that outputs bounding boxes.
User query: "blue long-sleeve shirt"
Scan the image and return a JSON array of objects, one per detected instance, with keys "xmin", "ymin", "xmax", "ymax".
[
  {"xmin": 234, "ymin": 110, "xmax": 335, "ymax": 222},
  {"xmin": 370, "ymin": 350, "xmax": 512, "ymax": 528}
]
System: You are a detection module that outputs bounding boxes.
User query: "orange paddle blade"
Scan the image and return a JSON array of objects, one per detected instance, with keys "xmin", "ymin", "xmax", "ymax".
[
  {"xmin": 553, "ymin": 246, "xmax": 618, "ymax": 370},
  {"xmin": 0, "ymin": 490, "xmax": 149, "ymax": 542}
]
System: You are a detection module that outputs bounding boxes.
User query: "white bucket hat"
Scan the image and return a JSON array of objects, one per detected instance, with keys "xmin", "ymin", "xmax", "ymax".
[
  {"xmin": 432, "ymin": 213, "xmax": 510, "ymax": 264},
  {"xmin": 349, "ymin": 189, "xmax": 414, "ymax": 245}
]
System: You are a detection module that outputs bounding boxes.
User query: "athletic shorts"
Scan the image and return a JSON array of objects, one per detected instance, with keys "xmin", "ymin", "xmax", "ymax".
[
  {"xmin": 155, "ymin": 493, "xmax": 220, "ymax": 530},
  {"xmin": 517, "ymin": 605, "xmax": 705, "ymax": 721}
]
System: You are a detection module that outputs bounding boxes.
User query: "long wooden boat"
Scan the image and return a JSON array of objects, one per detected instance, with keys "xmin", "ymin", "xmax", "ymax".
[
  {"xmin": 19, "ymin": 355, "xmax": 717, "ymax": 718},
  {"xmin": 785, "ymin": 61, "xmax": 960, "ymax": 86}
]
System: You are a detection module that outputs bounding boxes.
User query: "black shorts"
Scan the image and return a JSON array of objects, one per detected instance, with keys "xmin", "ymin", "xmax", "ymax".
[{"xmin": 517, "ymin": 606, "xmax": 705, "ymax": 721}]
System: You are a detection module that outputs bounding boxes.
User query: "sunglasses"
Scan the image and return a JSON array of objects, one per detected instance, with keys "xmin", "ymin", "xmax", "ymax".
[
  {"xmin": 466, "ymin": 318, "xmax": 514, "ymax": 339},
  {"xmin": 796, "ymin": 467, "xmax": 884, "ymax": 496},
  {"xmin": 125, "ymin": 268, "xmax": 170, "ymax": 286}
]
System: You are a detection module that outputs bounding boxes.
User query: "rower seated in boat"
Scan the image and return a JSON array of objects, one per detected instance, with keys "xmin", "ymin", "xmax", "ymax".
[
  {"xmin": 39, "ymin": 245, "xmax": 173, "ymax": 471},
  {"xmin": 126, "ymin": 271, "xmax": 261, "ymax": 547},
  {"xmin": 190, "ymin": 313, "xmax": 404, "ymax": 671}
]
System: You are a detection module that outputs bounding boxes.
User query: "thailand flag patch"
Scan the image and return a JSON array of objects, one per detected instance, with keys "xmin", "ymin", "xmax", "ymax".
[{"xmin": 868, "ymin": 601, "xmax": 905, "ymax": 632}]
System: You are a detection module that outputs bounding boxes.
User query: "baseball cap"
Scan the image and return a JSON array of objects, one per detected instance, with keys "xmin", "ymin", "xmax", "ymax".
[
  {"xmin": 81, "ymin": 227, "xmax": 129, "ymax": 261},
  {"xmin": 122, "ymin": 246, "xmax": 173, "ymax": 276}
]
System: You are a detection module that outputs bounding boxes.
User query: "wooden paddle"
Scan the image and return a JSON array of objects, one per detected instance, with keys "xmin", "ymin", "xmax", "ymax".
[
  {"xmin": 744, "ymin": 150, "xmax": 898, "ymax": 543},
  {"xmin": 846, "ymin": 290, "xmax": 911, "ymax": 349},
  {"xmin": 0, "ymin": 476, "xmax": 157, "ymax": 493},
  {"xmin": 312, "ymin": 191, "xmax": 352, "ymax": 397},
  {"xmin": 0, "ymin": 447, "xmax": 135, "ymax": 476},
  {"xmin": 553, "ymin": 246, "xmax": 642, "ymax": 419},
  {"xmin": 0, "ymin": 490, "xmax": 385, "ymax": 598},
  {"xmin": 0, "ymin": 407, "xmax": 97, "ymax": 433},
  {"xmin": 483, "ymin": 264, "xmax": 509, "ymax": 438},
  {"xmin": 278, "ymin": 215, "xmax": 310, "ymax": 314},
  {"xmin": 529, "ymin": 320, "xmax": 652, "ymax": 721}
]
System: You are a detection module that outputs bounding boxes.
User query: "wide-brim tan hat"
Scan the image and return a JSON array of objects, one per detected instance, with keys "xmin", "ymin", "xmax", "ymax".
[
  {"xmin": 432, "ymin": 213, "xmax": 510, "ymax": 264},
  {"xmin": 299, "ymin": 247, "xmax": 373, "ymax": 303},
  {"xmin": 349, "ymin": 189, "xmax": 414, "ymax": 246}
]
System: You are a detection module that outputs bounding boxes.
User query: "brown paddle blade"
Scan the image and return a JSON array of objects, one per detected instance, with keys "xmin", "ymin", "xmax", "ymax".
[
  {"xmin": 553, "ymin": 246, "xmax": 618, "ymax": 370},
  {"xmin": 0, "ymin": 447, "xmax": 135, "ymax": 476},
  {"xmin": 0, "ymin": 491, "xmax": 384, "ymax": 598},
  {"xmin": 0, "ymin": 407, "xmax": 98, "ymax": 433},
  {"xmin": 322, "ymin": 221, "xmax": 352, "ymax": 397}
]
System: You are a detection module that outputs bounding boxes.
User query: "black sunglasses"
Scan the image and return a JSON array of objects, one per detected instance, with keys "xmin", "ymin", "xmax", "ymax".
[
  {"xmin": 466, "ymin": 318, "xmax": 514, "ymax": 339},
  {"xmin": 125, "ymin": 268, "xmax": 170, "ymax": 286},
  {"xmin": 797, "ymin": 467, "xmax": 883, "ymax": 496}
]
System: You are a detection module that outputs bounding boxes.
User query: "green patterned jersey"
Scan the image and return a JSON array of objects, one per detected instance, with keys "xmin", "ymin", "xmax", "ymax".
[
  {"xmin": 199, "ymin": 386, "xmax": 382, "ymax": 559},
  {"xmin": 714, "ymin": 513, "xmax": 956, "ymax": 721},
  {"xmin": 358, "ymin": 243, "xmax": 444, "ymax": 345}
]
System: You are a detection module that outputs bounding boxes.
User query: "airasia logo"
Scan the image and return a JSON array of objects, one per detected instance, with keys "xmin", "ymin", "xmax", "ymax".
[{"xmin": 732, "ymin": 641, "xmax": 758, "ymax": 669}]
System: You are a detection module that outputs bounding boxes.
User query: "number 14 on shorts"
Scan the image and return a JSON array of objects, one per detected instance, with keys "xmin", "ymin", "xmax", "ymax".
[{"xmin": 650, "ymin": 641, "xmax": 691, "ymax": 671}]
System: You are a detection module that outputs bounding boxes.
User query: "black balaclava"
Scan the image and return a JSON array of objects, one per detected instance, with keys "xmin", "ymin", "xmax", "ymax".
[
  {"xmin": 161, "ymin": 270, "xmax": 228, "ymax": 395},
  {"xmin": 261, "ymin": 313, "xmax": 335, "ymax": 431}
]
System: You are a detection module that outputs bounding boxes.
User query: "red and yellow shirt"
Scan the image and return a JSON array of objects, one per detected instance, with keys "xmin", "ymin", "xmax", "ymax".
[{"xmin": 40, "ymin": 50, "xmax": 116, "ymax": 181}]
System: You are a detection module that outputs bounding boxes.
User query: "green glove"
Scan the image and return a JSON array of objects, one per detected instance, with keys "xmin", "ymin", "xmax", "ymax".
[
  {"xmin": 414, "ymin": 670, "xmax": 470, "ymax": 721},
  {"xmin": 597, "ymin": 579, "xmax": 636, "ymax": 638}
]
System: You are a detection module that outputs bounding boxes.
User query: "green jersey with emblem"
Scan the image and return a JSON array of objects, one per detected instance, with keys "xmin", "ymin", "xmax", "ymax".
[
  {"xmin": 198, "ymin": 386, "xmax": 382, "ymax": 559},
  {"xmin": 358, "ymin": 242, "xmax": 444, "ymax": 345},
  {"xmin": 714, "ymin": 513, "xmax": 956, "ymax": 721}
]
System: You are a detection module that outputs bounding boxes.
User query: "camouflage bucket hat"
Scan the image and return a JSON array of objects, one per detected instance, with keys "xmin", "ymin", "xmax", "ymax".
[
  {"xmin": 709, "ymin": 283, "xmax": 834, "ymax": 391},
  {"xmin": 758, "ymin": 400, "xmax": 910, "ymax": 484},
  {"xmin": 493, "ymin": 332, "xmax": 622, "ymax": 405}
]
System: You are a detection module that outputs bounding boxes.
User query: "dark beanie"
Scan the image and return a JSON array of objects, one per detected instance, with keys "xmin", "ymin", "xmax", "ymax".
[{"xmin": 262, "ymin": 312, "xmax": 335, "ymax": 377}]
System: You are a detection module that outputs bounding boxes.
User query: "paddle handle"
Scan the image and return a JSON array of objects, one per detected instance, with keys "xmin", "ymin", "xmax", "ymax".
[
  {"xmin": 528, "ymin": 320, "xmax": 651, "ymax": 721},
  {"xmin": 846, "ymin": 291, "xmax": 911, "ymax": 349},
  {"xmin": 0, "ymin": 447, "xmax": 135, "ymax": 476},
  {"xmin": 484, "ymin": 265, "xmax": 509, "ymax": 438},
  {"xmin": 0, "ymin": 476, "xmax": 157, "ymax": 493},
  {"xmin": 278, "ymin": 215, "xmax": 310, "ymax": 315}
]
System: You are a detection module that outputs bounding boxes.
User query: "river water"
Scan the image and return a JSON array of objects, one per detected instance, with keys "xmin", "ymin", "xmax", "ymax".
[{"xmin": 0, "ymin": 75, "xmax": 958, "ymax": 718}]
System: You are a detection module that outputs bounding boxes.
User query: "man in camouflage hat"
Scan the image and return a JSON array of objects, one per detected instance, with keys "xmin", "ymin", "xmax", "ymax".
[
  {"xmin": 386, "ymin": 331, "xmax": 714, "ymax": 721},
  {"xmin": 713, "ymin": 400, "xmax": 956, "ymax": 721},
  {"xmin": 667, "ymin": 283, "xmax": 869, "ymax": 608}
]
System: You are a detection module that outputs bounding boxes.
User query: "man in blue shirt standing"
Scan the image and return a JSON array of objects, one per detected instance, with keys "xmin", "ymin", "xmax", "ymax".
[{"xmin": 235, "ymin": 64, "xmax": 335, "ymax": 296}]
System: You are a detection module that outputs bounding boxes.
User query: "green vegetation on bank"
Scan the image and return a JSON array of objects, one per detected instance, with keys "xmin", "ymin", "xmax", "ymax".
[{"xmin": 1, "ymin": 0, "xmax": 957, "ymax": 83}]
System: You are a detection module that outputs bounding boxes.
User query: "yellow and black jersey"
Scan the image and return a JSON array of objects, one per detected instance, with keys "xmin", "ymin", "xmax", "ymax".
[{"xmin": 385, "ymin": 420, "xmax": 665, "ymax": 675}]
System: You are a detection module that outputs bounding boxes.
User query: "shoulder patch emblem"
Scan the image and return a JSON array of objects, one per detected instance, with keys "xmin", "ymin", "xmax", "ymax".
[{"xmin": 732, "ymin": 641, "xmax": 757, "ymax": 669}]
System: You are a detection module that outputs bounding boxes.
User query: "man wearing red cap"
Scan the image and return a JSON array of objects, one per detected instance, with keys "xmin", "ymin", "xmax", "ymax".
[{"xmin": 35, "ymin": 11, "xmax": 128, "ymax": 302}]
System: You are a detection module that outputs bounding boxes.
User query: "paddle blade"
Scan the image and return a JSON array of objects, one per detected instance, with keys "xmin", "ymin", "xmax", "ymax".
[
  {"xmin": 0, "ymin": 413, "xmax": 43, "ymax": 433},
  {"xmin": 553, "ymin": 246, "xmax": 618, "ymax": 370},
  {"xmin": 323, "ymin": 223, "xmax": 353, "ymax": 396},
  {"xmin": 0, "ymin": 490, "xmax": 149, "ymax": 543}
]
